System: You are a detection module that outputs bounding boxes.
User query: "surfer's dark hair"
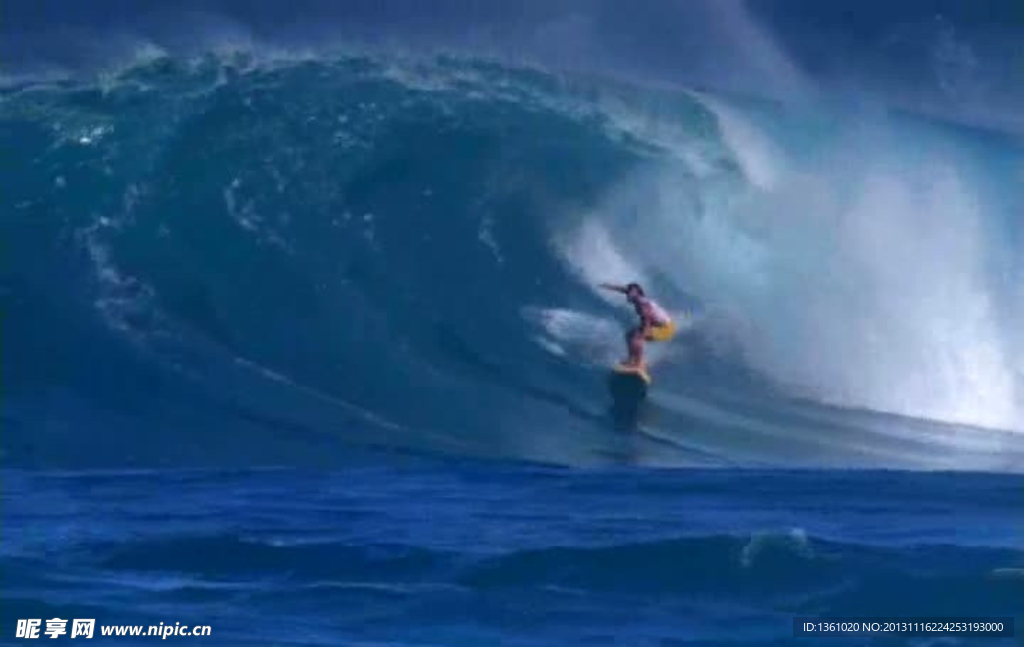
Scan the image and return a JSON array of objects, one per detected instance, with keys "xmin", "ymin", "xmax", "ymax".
[{"xmin": 626, "ymin": 282, "xmax": 644, "ymax": 296}]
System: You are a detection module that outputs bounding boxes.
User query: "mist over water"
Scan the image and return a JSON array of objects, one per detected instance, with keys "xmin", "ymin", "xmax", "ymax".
[{"xmin": 560, "ymin": 95, "xmax": 1022, "ymax": 431}]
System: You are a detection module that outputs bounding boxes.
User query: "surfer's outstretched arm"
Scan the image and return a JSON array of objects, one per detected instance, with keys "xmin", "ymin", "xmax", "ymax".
[{"xmin": 599, "ymin": 283, "xmax": 628, "ymax": 294}]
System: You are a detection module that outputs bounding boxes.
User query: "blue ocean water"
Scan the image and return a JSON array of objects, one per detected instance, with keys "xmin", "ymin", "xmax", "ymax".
[
  {"xmin": 3, "ymin": 2, "xmax": 1024, "ymax": 644},
  {"xmin": 4, "ymin": 465, "xmax": 1023, "ymax": 645}
]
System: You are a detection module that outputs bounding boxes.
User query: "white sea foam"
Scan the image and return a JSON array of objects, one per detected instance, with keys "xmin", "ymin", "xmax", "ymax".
[{"xmin": 556, "ymin": 91, "xmax": 1022, "ymax": 432}]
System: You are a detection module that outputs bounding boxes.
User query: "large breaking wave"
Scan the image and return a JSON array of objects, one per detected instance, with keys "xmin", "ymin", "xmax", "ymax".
[{"xmin": 3, "ymin": 51, "xmax": 1022, "ymax": 469}]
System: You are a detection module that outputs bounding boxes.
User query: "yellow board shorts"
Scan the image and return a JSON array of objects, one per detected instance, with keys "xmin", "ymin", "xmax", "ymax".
[{"xmin": 645, "ymin": 320, "xmax": 676, "ymax": 342}]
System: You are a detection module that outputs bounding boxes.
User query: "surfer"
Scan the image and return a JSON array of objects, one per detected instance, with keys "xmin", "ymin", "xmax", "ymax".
[{"xmin": 600, "ymin": 282, "xmax": 676, "ymax": 369}]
